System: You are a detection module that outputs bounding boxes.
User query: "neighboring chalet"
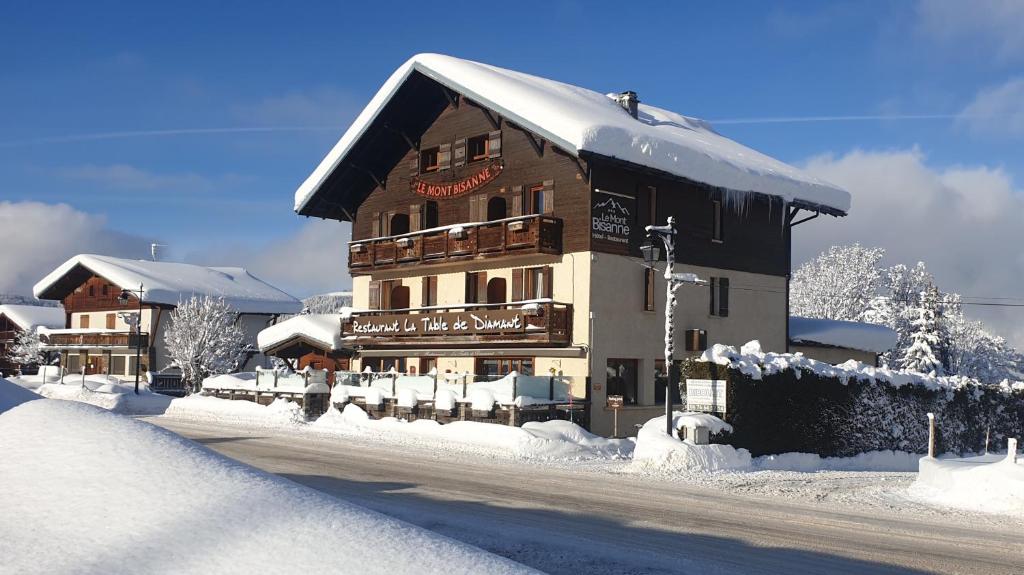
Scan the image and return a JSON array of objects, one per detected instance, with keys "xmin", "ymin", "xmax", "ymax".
[
  {"xmin": 32, "ymin": 255, "xmax": 303, "ymax": 379},
  {"xmin": 292, "ymin": 54, "xmax": 851, "ymax": 435},
  {"xmin": 257, "ymin": 313, "xmax": 353, "ymax": 385},
  {"xmin": 789, "ymin": 316, "xmax": 898, "ymax": 367},
  {"xmin": 0, "ymin": 304, "xmax": 65, "ymax": 376}
]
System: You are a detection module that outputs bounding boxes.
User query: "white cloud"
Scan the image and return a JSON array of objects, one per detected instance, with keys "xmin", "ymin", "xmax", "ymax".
[
  {"xmin": 186, "ymin": 219, "xmax": 352, "ymax": 299},
  {"xmin": 0, "ymin": 201, "xmax": 154, "ymax": 298},
  {"xmin": 916, "ymin": 0, "xmax": 1024, "ymax": 62},
  {"xmin": 958, "ymin": 78, "xmax": 1024, "ymax": 136},
  {"xmin": 59, "ymin": 164, "xmax": 217, "ymax": 191},
  {"xmin": 796, "ymin": 149, "xmax": 1024, "ymax": 347}
]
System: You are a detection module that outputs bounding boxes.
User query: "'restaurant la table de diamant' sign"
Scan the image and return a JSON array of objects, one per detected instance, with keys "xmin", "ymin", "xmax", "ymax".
[{"xmin": 345, "ymin": 310, "xmax": 526, "ymax": 337}]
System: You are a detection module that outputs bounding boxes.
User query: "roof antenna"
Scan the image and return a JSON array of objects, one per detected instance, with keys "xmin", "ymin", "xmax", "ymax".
[{"xmin": 150, "ymin": 243, "xmax": 166, "ymax": 262}]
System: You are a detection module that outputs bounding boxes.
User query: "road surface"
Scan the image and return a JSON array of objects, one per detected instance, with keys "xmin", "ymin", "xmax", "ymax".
[{"xmin": 147, "ymin": 417, "xmax": 1023, "ymax": 575}]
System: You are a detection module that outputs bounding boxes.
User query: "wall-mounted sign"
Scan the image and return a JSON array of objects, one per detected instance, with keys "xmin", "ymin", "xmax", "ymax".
[
  {"xmin": 685, "ymin": 379, "xmax": 728, "ymax": 414},
  {"xmin": 591, "ymin": 189, "xmax": 635, "ymax": 255},
  {"xmin": 345, "ymin": 309, "xmax": 526, "ymax": 337},
  {"xmin": 411, "ymin": 161, "xmax": 503, "ymax": 199}
]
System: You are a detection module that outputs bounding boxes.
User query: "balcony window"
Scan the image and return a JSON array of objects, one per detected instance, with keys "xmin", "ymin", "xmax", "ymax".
[
  {"xmin": 467, "ymin": 134, "xmax": 489, "ymax": 162},
  {"xmin": 420, "ymin": 147, "xmax": 440, "ymax": 173},
  {"xmin": 424, "ymin": 201, "xmax": 439, "ymax": 229},
  {"xmin": 487, "ymin": 196, "xmax": 507, "ymax": 221},
  {"xmin": 390, "ymin": 213, "xmax": 410, "ymax": 236},
  {"xmin": 486, "ymin": 277, "xmax": 507, "ymax": 304}
]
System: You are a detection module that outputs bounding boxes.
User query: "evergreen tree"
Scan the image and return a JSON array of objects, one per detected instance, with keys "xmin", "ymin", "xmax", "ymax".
[{"xmin": 899, "ymin": 288, "xmax": 945, "ymax": 376}]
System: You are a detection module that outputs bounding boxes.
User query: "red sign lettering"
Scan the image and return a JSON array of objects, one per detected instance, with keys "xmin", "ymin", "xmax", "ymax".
[{"xmin": 411, "ymin": 161, "xmax": 503, "ymax": 199}]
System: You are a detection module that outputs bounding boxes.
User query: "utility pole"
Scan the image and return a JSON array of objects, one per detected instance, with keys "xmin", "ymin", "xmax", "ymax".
[{"xmin": 118, "ymin": 283, "xmax": 145, "ymax": 395}]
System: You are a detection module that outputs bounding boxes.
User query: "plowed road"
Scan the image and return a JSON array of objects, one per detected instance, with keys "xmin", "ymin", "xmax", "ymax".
[{"xmin": 147, "ymin": 417, "xmax": 1023, "ymax": 575}]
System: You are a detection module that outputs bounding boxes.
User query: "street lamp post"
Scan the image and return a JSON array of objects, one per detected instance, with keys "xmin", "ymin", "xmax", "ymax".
[
  {"xmin": 642, "ymin": 217, "xmax": 707, "ymax": 436},
  {"xmin": 118, "ymin": 283, "xmax": 144, "ymax": 395}
]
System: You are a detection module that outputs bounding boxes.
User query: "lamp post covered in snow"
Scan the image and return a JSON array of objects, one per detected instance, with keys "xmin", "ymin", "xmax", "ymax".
[
  {"xmin": 642, "ymin": 217, "xmax": 707, "ymax": 436},
  {"xmin": 118, "ymin": 283, "xmax": 145, "ymax": 395}
]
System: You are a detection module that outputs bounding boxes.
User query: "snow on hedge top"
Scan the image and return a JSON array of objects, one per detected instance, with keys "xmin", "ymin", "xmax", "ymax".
[
  {"xmin": 295, "ymin": 53, "xmax": 850, "ymax": 214},
  {"xmin": 33, "ymin": 254, "xmax": 302, "ymax": 314},
  {"xmin": 0, "ymin": 399, "xmax": 536, "ymax": 574},
  {"xmin": 0, "ymin": 304, "xmax": 64, "ymax": 331},
  {"xmin": 789, "ymin": 316, "xmax": 898, "ymax": 354},
  {"xmin": 257, "ymin": 313, "xmax": 346, "ymax": 352}
]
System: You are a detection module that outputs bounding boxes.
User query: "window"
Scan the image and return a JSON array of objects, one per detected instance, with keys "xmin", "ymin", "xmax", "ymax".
[
  {"xmin": 106, "ymin": 313, "xmax": 116, "ymax": 329},
  {"xmin": 362, "ymin": 357, "xmax": 407, "ymax": 373},
  {"xmin": 524, "ymin": 267, "xmax": 551, "ymax": 300},
  {"xmin": 643, "ymin": 268, "xmax": 656, "ymax": 312},
  {"xmin": 389, "ymin": 213, "xmax": 410, "ymax": 236},
  {"xmin": 110, "ymin": 355, "xmax": 126, "ymax": 376},
  {"xmin": 66, "ymin": 354, "xmax": 80, "ymax": 373},
  {"xmin": 420, "ymin": 147, "xmax": 440, "ymax": 173},
  {"xmin": 486, "ymin": 196, "xmax": 507, "ymax": 221},
  {"xmin": 102, "ymin": 284, "xmax": 109, "ymax": 296},
  {"xmin": 654, "ymin": 359, "xmax": 682, "ymax": 405},
  {"xmin": 712, "ymin": 200, "xmax": 724, "ymax": 242},
  {"xmin": 424, "ymin": 201, "xmax": 439, "ymax": 229},
  {"xmin": 467, "ymin": 134, "xmax": 489, "ymax": 162},
  {"xmin": 486, "ymin": 277, "xmax": 507, "ymax": 304},
  {"xmin": 79, "ymin": 315, "xmax": 90, "ymax": 329},
  {"xmin": 710, "ymin": 277, "xmax": 730, "ymax": 317},
  {"xmin": 88, "ymin": 285, "xmax": 95, "ymax": 296},
  {"xmin": 421, "ymin": 276, "xmax": 438, "ymax": 307},
  {"xmin": 389, "ymin": 285, "xmax": 410, "ymax": 311},
  {"xmin": 466, "ymin": 272, "xmax": 486, "ymax": 304},
  {"xmin": 529, "ymin": 185, "xmax": 545, "ymax": 215},
  {"xmin": 476, "ymin": 357, "xmax": 533, "ymax": 377},
  {"xmin": 606, "ymin": 359, "xmax": 638, "ymax": 405}
]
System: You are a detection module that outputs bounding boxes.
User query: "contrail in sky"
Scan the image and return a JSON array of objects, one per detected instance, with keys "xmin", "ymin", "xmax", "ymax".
[
  {"xmin": 0, "ymin": 126, "xmax": 339, "ymax": 147},
  {"xmin": 709, "ymin": 114, "xmax": 969, "ymax": 125}
]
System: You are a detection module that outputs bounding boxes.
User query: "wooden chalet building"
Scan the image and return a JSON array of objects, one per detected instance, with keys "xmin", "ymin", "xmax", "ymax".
[
  {"xmin": 32, "ymin": 255, "xmax": 303, "ymax": 380},
  {"xmin": 0, "ymin": 304, "xmax": 65, "ymax": 377},
  {"xmin": 257, "ymin": 313, "xmax": 353, "ymax": 385},
  {"xmin": 293, "ymin": 54, "xmax": 851, "ymax": 435}
]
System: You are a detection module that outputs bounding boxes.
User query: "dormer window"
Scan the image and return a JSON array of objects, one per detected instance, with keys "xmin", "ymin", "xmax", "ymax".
[
  {"xmin": 420, "ymin": 147, "xmax": 440, "ymax": 173},
  {"xmin": 467, "ymin": 134, "xmax": 489, "ymax": 162}
]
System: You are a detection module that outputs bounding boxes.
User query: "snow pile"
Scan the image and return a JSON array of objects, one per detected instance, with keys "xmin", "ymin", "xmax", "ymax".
[
  {"xmin": 6, "ymin": 370, "xmax": 62, "ymax": 390},
  {"xmin": 910, "ymin": 453, "xmax": 1024, "ymax": 515},
  {"xmin": 295, "ymin": 53, "xmax": 849, "ymax": 215},
  {"xmin": 256, "ymin": 313, "xmax": 346, "ymax": 352},
  {"xmin": 754, "ymin": 450, "xmax": 923, "ymax": 473},
  {"xmin": 0, "ymin": 399, "xmax": 536, "ymax": 574},
  {"xmin": 313, "ymin": 404, "xmax": 633, "ymax": 461},
  {"xmin": 789, "ymin": 316, "xmax": 898, "ymax": 354},
  {"xmin": 0, "ymin": 303, "xmax": 65, "ymax": 331},
  {"xmin": 0, "ymin": 378, "xmax": 40, "ymax": 414},
  {"xmin": 163, "ymin": 395, "xmax": 305, "ymax": 427},
  {"xmin": 632, "ymin": 412, "xmax": 750, "ymax": 474},
  {"xmin": 34, "ymin": 379, "xmax": 173, "ymax": 415}
]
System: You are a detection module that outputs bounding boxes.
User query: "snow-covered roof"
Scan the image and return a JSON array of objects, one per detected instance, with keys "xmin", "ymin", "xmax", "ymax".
[
  {"xmin": 33, "ymin": 255, "xmax": 302, "ymax": 315},
  {"xmin": 295, "ymin": 53, "xmax": 850, "ymax": 215},
  {"xmin": 789, "ymin": 316, "xmax": 898, "ymax": 354},
  {"xmin": 257, "ymin": 313, "xmax": 349, "ymax": 353},
  {"xmin": 0, "ymin": 304, "xmax": 65, "ymax": 331}
]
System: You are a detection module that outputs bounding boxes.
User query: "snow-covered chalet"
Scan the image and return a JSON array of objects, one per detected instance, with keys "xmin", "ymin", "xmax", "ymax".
[
  {"xmin": 293, "ymin": 53, "xmax": 852, "ymax": 435},
  {"xmin": 0, "ymin": 304, "xmax": 65, "ymax": 377}
]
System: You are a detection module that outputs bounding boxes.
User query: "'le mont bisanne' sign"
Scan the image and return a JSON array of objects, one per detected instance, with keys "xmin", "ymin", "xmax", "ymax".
[
  {"xmin": 411, "ymin": 161, "xmax": 503, "ymax": 199},
  {"xmin": 345, "ymin": 309, "xmax": 527, "ymax": 337}
]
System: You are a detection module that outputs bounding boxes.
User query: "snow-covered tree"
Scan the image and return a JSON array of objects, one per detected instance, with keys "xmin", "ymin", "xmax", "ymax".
[
  {"xmin": 899, "ymin": 288, "xmax": 945, "ymax": 376},
  {"xmin": 5, "ymin": 329, "xmax": 43, "ymax": 367},
  {"xmin": 164, "ymin": 295, "xmax": 249, "ymax": 393},
  {"xmin": 301, "ymin": 292, "xmax": 353, "ymax": 314},
  {"xmin": 790, "ymin": 244, "xmax": 885, "ymax": 322}
]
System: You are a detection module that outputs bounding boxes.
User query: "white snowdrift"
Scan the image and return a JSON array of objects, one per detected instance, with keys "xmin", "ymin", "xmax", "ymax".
[
  {"xmin": 910, "ymin": 454, "xmax": 1024, "ymax": 515},
  {"xmin": 313, "ymin": 404, "xmax": 633, "ymax": 461},
  {"xmin": 0, "ymin": 378, "xmax": 40, "ymax": 414},
  {"xmin": 34, "ymin": 380, "xmax": 173, "ymax": 415},
  {"xmin": 632, "ymin": 412, "xmax": 750, "ymax": 473},
  {"xmin": 0, "ymin": 400, "xmax": 536, "ymax": 574}
]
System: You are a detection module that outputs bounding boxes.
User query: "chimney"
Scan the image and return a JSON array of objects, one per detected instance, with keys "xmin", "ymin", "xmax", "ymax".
[{"xmin": 616, "ymin": 91, "xmax": 639, "ymax": 119}]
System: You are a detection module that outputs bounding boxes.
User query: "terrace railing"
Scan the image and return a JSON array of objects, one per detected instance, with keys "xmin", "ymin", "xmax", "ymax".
[{"xmin": 40, "ymin": 331, "xmax": 149, "ymax": 349}]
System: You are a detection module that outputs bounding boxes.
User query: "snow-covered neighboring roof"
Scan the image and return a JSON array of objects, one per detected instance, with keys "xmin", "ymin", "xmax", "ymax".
[
  {"xmin": 257, "ymin": 313, "xmax": 348, "ymax": 353},
  {"xmin": 295, "ymin": 53, "xmax": 850, "ymax": 215},
  {"xmin": 33, "ymin": 255, "xmax": 302, "ymax": 315},
  {"xmin": 0, "ymin": 304, "xmax": 65, "ymax": 331},
  {"xmin": 789, "ymin": 316, "xmax": 898, "ymax": 354}
]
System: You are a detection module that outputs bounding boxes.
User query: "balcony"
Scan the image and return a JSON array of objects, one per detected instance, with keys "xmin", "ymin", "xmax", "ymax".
[
  {"xmin": 39, "ymin": 330, "xmax": 149, "ymax": 349},
  {"xmin": 342, "ymin": 301, "xmax": 572, "ymax": 347},
  {"xmin": 349, "ymin": 214, "xmax": 563, "ymax": 274},
  {"xmin": 0, "ymin": 330, "xmax": 17, "ymax": 343}
]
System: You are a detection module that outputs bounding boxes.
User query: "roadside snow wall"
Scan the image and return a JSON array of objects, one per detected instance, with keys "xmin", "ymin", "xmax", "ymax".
[{"xmin": 690, "ymin": 342, "xmax": 1024, "ymax": 457}]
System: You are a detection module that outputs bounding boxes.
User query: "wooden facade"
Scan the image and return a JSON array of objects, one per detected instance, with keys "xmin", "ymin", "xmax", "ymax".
[{"xmin": 0, "ymin": 313, "xmax": 23, "ymax": 376}]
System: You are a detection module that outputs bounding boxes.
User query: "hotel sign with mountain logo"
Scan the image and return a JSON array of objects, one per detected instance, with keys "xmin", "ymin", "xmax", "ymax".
[
  {"xmin": 411, "ymin": 161, "xmax": 504, "ymax": 199},
  {"xmin": 591, "ymin": 189, "xmax": 635, "ymax": 254}
]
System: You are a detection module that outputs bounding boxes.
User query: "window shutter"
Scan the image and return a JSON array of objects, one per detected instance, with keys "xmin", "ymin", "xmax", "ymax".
[
  {"xmin": 438, "ymin": 142, "xmax": 452, "ymax": 171},
  {"xmin": 542, "ymin": 179, "xmax": 555, "ymax": 214},
  {"xmin": 487, "ymin": 130, "xmax": 502, "ymax": 158},
  {"xmin": 511, "ymin": 186, "xmax": 523, "ymax": 216},
  {"xmin": 477, "ymin": 272, "xmax": 488, "ymax": 304},
  {"xmin": 370, "ymin": 212, "xmax": 380, "ymax": 237},
  {"xmin": 369, "ymin": 280, "xmax": 381, "ymax": 310},
  {"xmin": 542, "ymin": 266, "xmax": 553, "ymax": 299},
  {"xmin": 720, "ymin": 278, "xmax": 730, "ymax": 317},
  {"xmin": 453, "ymin": 138, "xmax": 467, "ymax": 168},
  {"xmin": 410, "ymin": 204, "xmax": 422, "ymax": 232},
  {"xmin": 512, "ymin": 269, "xmax": 524, "ymax": 302},
  {"xmin": 409, "ymin": 155, "xmax": 419, "ymax": 177},
  {"xmin": 709, "ymin": 278, "xmax": 717, "ymax": 315},
  {"xmin": 468, "ymin": 195, "xmax": 479, "ymax": 222},
  {"xmin": 644, "ymin": 268, "xmax": 655, "ymax": 312}
]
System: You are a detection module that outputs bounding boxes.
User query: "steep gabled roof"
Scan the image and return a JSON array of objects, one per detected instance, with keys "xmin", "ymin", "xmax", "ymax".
[
  {"xmin": 33, "ymin": 255, "xmax": 302, "ymax": 315},
  {"xmin": 295, "ymin": 53, "xmax": 850, "ymax": 219},
  {"xmin": 0, "ymin": 304, "xmax": 65, "ymax": 331}
]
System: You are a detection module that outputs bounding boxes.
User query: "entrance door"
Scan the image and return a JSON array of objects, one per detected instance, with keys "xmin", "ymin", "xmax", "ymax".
[{"xmin": 86, "ymin": 355, "xmax": 105, "ymax": 376}]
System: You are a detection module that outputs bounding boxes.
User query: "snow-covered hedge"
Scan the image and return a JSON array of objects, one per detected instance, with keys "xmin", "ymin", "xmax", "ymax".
[{"xmin": 693, "ymin": 342, "xmax": 1024, "ymax": 457}]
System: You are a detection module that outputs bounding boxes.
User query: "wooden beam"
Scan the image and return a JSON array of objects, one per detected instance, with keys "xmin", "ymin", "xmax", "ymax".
[
  {"xmin": 383, "ymin": 124, "xmax": 418, "ymax": 151},
  {"xmin": 440, "ymin": 86, "xmax": 459, "ymax": 109},
  {"xmin": 352, "ymin": 164, "xmax": 386, "ymax": 190}
]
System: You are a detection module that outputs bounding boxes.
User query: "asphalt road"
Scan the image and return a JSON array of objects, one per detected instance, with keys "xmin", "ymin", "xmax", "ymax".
[{"xmin": 147, "ymin": 417, "xmax": 1023, "ymax": 575}]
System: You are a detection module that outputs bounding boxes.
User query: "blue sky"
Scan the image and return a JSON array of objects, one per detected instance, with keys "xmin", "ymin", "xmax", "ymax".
[{"xmin": 2, "ymin": 1, "xmax": 1023, "ymax": 334}]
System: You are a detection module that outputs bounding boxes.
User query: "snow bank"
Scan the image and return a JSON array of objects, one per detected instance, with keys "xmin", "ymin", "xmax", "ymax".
[
  {"xmin": 0, "ymin": 378, "xmax": 40, "ymax": 414},
  {"xmin": 313, "ymin": 404, "xmax": 633, "ymax": 461},
  {"xmin": 754, "ymin": 450, "xmax": 923, "ymax": 473},
  {"xmin": 0, "ymin": 399, "xmax": 535, "ymax": 574},
  {"xmin": 162, "ymin": 395, "xmax": 304, "ymax": 427},
  {"xmin": 910, "ymin": 453, "xmax": 1024, "ymax": 515},
  {"xmin": 35, "ymin": 381, "xmax": 172, "ymax": 415},
  {"xmin": 632, "ymin": 412, "xmax": 751, "ymax": 474},
  {"xmin": 789, "ymin": 316, "xmax": 898, "ymax": 354}
]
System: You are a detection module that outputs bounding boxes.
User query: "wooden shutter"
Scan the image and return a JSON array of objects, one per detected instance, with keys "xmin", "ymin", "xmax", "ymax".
[
  {"xmin": 410, "ymin": 204, "xmax": 422, "ymax": 232},
  {"xmin": 709, "ymin": 278, "xmax": 717, "ymax": 315},
  {"xmin": 542, "ymin": 179, "xmax": 555, "ymax": 214},
  {"xmin": 369, "ymin": 280, "xmax": 381, "ymax": 310},
  {"xmin": 511, "ymin": 185, "xmax": 523, "ymax": 216},
  {"xmin": 453, "ymin": 138, "xmax": 467, "ymax": 168},
  {"xmin": 80, "ymin": 315, "xmax": 90, "ymax": 329},
  {"xmin": 477, "ymin": 272, "xmax": 488, "ymax": 304},
  {"xmin": 542, "ymin": 266, "xmax": 553, "ymax": 299},
  {"xmin": 487, "ymin": 130, "xmax": 502, "ymax": 158},
  {"xmin": 438, "ymin": 142, "xmax": 452, "ymax": 171},
  {"xmin": 468, "ymin": 195, "xmax": 479, "ymax": 222},
  {"xmin": 106, "ymin": 313, "xmax": 115, "ymax": 329},
  {"xmin": 371, "ymin": 211, "xmax": 381, "ymax": 238},
  {"xmin": 421, "ymin": 276, "xmax": 437, "ymax": 307},
  {"xmin": 512, "ymin": 269, "xmax": 524, "ymax": 302},
  {"xmin": 644, "ymin": 268, "xmax": 655, "ymax": 312},
  {"xmin": 409, "ymin": 154, "xmax": 419, "ymax": 177},
  {"xmin": 719, "ymin": 278, "xmax": 730, "ymax": 317}
]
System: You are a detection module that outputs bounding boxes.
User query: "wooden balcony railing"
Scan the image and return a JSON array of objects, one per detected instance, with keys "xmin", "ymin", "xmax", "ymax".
[
  {"xmin": 349, "ymin": 214, "xmax": 563, "ymax": 273},
  {"xmin": 40, "ymin": 331, "xmax": 149, "ymax": 349},
  {"xmin": 0, "ymin": 330, "xmax": 18, "ymax": 343},
  {"xmin": 342, "ymin": 301, "xmax": 572, "ymax": 347}
]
